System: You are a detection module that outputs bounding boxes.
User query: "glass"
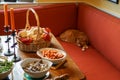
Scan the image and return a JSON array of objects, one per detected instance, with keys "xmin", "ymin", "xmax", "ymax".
[{"xmin": 0, "ymin": 37, "xmax": 3, "ymax": 54}]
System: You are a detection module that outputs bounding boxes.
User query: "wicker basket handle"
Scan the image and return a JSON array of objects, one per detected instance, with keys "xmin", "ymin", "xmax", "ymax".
[
  {"xmin": 25, "ymin": 8, "xmax": 40, "ymax": 30},
  {"xmin": 25, "ymin": 8, "xmax": 41, "ymax": 40}
]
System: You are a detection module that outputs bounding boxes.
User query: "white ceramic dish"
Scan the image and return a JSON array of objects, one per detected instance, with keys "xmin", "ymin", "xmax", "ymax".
[
  {"xmin": 37, "ymin": 48, "xmax": 67, "ymax": 65},
  {"xmin": 20, "ymin": 58, "xmax": 52, "ymax": 78}
]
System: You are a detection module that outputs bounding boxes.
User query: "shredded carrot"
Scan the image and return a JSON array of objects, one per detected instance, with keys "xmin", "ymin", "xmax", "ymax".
[{"xmin": 41, "ymin": 49, "xmax": 64, "ymax": 59}]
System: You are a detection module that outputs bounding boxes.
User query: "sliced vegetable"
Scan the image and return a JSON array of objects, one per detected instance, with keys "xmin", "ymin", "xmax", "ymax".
[{"xmin": 0, "ymin": 60, "xmax": 13, "ymax": 73}]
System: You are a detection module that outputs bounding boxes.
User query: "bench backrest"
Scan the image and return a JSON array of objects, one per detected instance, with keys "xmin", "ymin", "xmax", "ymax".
[
  {"xmin": 0, "ymin": 3, "xmax": 77, "ymax": 36},
  {"xmin": 77, "ymin": 3, "xmax": 120, "ymax": 70}
]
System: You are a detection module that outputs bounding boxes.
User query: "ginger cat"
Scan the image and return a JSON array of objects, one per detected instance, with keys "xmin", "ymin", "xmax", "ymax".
[{"xmin": 60, "ymin": 29, "xmax": 88, "ymax": 51}]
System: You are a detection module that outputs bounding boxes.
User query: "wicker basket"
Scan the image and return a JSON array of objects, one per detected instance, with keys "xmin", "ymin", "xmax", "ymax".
[{"xmin": 16, "ymin": 8, "xmax": 51, "ymax": 52}]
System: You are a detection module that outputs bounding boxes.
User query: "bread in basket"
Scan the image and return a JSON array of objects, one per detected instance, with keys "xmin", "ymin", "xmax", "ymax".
[{"xmin": 16, "ymin": 8, "xmax": 52, "ymax": 52}]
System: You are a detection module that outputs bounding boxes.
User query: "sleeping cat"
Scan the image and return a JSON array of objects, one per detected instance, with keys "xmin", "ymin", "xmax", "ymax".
[{"xmin": 59, "ymin": 29, "xmax": 88, "ymax": 51}]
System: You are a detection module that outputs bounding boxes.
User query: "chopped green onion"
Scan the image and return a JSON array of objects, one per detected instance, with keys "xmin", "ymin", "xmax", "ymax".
[{"xmin": 0, "ymin": 61, "xmax": 13, "ymax": 73}]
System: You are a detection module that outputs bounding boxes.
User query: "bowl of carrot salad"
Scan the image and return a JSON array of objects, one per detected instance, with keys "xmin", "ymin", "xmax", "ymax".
[{"xmin": 37, "ymin": 48, "xmax": 67, "ymax": 65}]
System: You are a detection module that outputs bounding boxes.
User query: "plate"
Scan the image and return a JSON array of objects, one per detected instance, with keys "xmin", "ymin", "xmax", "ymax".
[{"xmin": 24, "ymin": 72, "xmax": 50, "ymax": 80}]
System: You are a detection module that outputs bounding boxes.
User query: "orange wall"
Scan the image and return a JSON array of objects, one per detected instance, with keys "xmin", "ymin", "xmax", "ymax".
[
  {"xmin": 37, "ymin": 0, "xmax": 120, "ymax": 17},
  {"xmin": 82, "ymin": 0, "xmax": 120, "ymax": 18}
]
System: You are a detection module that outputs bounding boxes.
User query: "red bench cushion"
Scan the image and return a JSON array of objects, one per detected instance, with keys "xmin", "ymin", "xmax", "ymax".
[
  {"xmin": 77, "ymin": 3, "xmax": 120, "ymax": 70},
  {"xmin": 58, "ymin": 39, "xmax": 120, "ymax": 80}
]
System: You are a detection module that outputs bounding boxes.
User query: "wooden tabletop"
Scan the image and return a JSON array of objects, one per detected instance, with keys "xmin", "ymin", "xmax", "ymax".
[{"xmin": 0, "ymin": 35, "xmax": 86, "ymax": 80}]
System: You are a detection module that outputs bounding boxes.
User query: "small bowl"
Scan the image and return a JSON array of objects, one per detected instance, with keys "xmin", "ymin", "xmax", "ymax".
[
  {"xmin": 0, "ymin": 56, "xmax": 13, "ymax": 79},
  {"xmin": 0, "ymin": 68, "xmax": 13, "ymax": 79},
  {"xmin": 20, "ymin": 58, "xmax": 52, "ymax": 78},
  {"xmin": 37, "ymin": 48, "xmax": 67, "ymax": 65}
]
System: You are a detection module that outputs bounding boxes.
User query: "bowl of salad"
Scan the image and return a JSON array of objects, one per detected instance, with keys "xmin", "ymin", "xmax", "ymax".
[
  {"xmin": 37, "ymin": 48, "xmax": 67, "ymax": 65},
  {"xmin": 21, "ymin": 58, "xmax": 52, "ymax": 78},
  {"xmin": 0, "ymin": 56, "xmax": 13, "ymax": 79}
]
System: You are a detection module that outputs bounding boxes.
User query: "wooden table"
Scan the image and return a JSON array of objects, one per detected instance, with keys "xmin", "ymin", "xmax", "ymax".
[{"xmin": 0, "ymin": 35, "xmax": 86, "ymax": 80}]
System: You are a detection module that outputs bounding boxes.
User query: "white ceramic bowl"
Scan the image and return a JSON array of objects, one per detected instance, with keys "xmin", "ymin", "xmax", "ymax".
[
  {"xmin": 20, "ymin": 58, "xmax": 52, "ymax": 78},
  {"xmin": 37, "ymin": 48, "xmax": 67, "ymax": 65},
  {"xmin": 0, "ymin": 56, "xmax": 13, "ymax": 79}
]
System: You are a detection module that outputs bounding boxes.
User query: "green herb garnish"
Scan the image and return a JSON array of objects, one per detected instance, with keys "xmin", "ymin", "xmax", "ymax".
[{"xmin": 0, "ymin": 60, "xmax": 13, "ymax": 73}]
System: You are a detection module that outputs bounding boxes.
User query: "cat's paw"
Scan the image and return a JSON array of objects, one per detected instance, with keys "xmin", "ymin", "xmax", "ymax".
[{"xmin": 81, "ymin": 45, "xmax": 88, "ymax": 51}]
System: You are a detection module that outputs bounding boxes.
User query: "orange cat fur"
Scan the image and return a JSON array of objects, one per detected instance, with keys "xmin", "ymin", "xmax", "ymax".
[{"xmin": 60, "ymin": 29, "xmax": 88, "ymax": 51}]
